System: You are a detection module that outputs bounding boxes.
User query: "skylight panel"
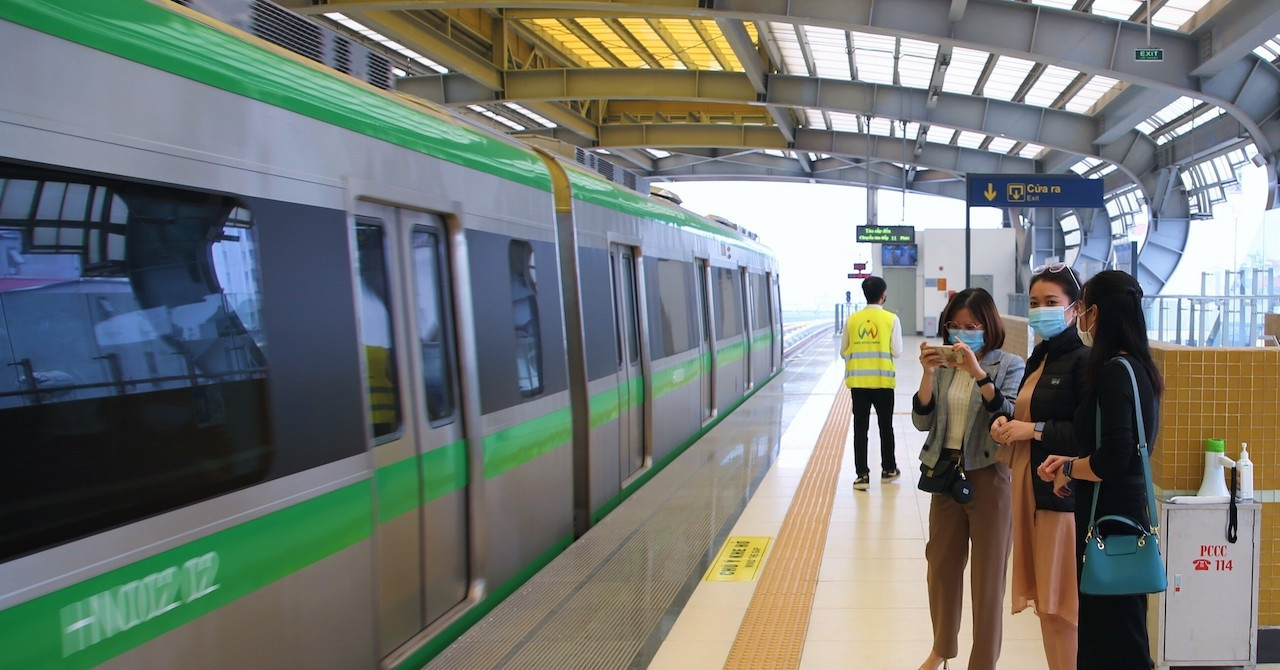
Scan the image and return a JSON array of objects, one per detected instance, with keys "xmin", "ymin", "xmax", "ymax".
[
  {"xmin": 769, "ymin": 23, "xmax": 810, "ymax": 76},
  {"xmin": 763, "ymin": 149, "xmax": 788, "ymax": 158},
  {"xmin": 578, "ymin": 18, "xmax": 645, "ymax": 69},
  {"xmin": 1029, "ymin": 0, "xmax": 1076, "ymax": 9},
  {"xmin": 1019, "ymin": 143, "xmax": 1045, "ymax": 159},
  {"xmin": 1255, "ymin": 38, "xmax": 1280, "ymax": 64},
  {"xmin": 1070, "ymin": 157, "xmax": 1103, "ymax": 174},
  {"xmin": 326, "ymin": 13, "xmax": 447, "ymax": 73},
  {"xmin": 898, "ymin": 38, "xmax": 939, "ymax": 89},
  {"xmin": 467, "ymin": 105, "xmax": 525, "ymax": 131},
  {"xmin": 645, "ymin": 148, "xmax": 672, "ymax": 159},
  {"xmin": 504, "ymin": 103, "xmax": 557, "ymax": 129},
  {"xmin": 851, "ymin": 32, "xmax": 896, "ymax": 85},
  {"xmin": 806, "ymin": 26, "xmax": 852, "ymax": 80},
  {"xmin": 1151, "ymin": 6, "xmax": 1196, "ymax": 30},
  {"xmin": 1064, "ymin": 75, "xmax": 1121, "ymax": 114},
  {"xmin": 823, "ymin": 111, "xmax": 861, "ymax": 133},
  {"xmin": 987, "ymin": 137, "xmax": 1018, "ymax": 154},
  {"xmin": 982, "ymin": 55, "xmax": 1035, "ymax": 101},
  {"xmin": 956, "ymin": 131, "xmax": 986, "ymax": 149},
  {"xmin": 941, "ymin": 47, "xmax": 989, "ymax": 95},
  {"xmin": 1091, "ymin": 0, "xmax": 1142, "ymax": 21},
  {"xmin": 1021, "ymin": 65, "xmax": 1079, "ymax": 107}
]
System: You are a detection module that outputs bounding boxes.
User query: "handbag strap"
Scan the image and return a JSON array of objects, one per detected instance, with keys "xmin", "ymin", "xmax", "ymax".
[{"xmin": 1087, "ymin": 357, "xmax": 1158, "ymax": 536}]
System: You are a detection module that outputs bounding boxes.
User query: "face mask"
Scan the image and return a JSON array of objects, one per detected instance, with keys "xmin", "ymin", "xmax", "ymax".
[
  {"xmin": 1028, "ymin": 306, "xmax": 1069, "ymax": 339},
  {"xmin": 949, "ymin": 329, "xmax": 985, "ymax": 353},
  {"xmin": 1077, "ymin": 306, "xmax": 1096, "ymax": 347}
]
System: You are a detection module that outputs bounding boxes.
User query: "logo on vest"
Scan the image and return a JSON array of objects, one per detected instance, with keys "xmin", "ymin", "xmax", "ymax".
[{"xmin": 857, "ymin": 321, "xmax": 879, "ymax": 339}]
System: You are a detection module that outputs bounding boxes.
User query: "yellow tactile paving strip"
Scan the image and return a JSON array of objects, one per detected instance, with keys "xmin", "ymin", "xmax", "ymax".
[{"xmin": 722, "ymin": 385, "xmax": 851, "ymax": 670}]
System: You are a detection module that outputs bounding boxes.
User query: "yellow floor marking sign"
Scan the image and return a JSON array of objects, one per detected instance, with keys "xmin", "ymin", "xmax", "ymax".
[{"xmin": 704, "ymin": 536, "xmax": 772, "ymax": 581}]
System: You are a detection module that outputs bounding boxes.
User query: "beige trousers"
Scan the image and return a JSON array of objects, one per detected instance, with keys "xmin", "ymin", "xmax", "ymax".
[{"xmin": 924, "ymin": 462, "xmax": 1013, "ymax": 670}]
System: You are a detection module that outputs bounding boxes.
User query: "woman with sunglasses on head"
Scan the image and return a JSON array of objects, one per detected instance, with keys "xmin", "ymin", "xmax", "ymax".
[
  {"xmin": 913, "ymin": 288, "xmax": 1025, "ymax": 670},
  {"xmin": 988, "ymin": 264, "xmax": 1089, "ymax": 670},
  {"xmin": 1038, "ymin": 270, "xmax": 1163, "ymax": 670}
]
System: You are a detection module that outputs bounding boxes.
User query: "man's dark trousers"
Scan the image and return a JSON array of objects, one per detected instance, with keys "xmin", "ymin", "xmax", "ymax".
[{"xmin": 850, "ymin": 387, "xmax": 895, "ymax": 477}]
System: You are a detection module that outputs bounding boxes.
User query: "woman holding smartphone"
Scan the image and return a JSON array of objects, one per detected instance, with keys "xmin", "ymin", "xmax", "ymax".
[
  {"xmin": 990, "ymin": 264, "xmax": 1089, "ymax": 670},
  {"xmin": 913, "ymin": 288, "xmax": 1025, "ymax": 670}
]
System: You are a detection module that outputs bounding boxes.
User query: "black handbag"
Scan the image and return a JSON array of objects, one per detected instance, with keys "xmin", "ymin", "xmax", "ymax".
[
  {"xmin": 1078, "ymin": 357, "xmax": 1167, "ymax": 596},
  {"xmin": 918, "ymin": 456, "xmax": 973, "ymax": 503}
]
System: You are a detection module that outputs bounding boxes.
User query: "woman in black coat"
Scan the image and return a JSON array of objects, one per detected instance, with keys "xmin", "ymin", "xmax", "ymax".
[
  {"xmin": 991, "ymin": 265, "xmax": 1089, "ymax": 670},
  {"xmin": 1039, "ymin": 270, "xmax": 1163, "ymax": 670}
]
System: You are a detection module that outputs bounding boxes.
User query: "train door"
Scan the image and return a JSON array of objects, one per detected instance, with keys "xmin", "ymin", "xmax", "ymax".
[
  {"xmin": 355, "ymin": 205, "xmax": 469, "ymax": 657},
  {"xmin": 610, "ymin": 244, "xmax": 644, "ymax": 480},
  {"xmin": 740, "ymin": 268, "xmax": 753, "ymax": 390},
  {"xmin": 696, "ymin": 258, "xmax": 715, "ymax": 422},
  {"xmin": 766, "ymin": 272, "xmax": 779, "ymax": 372}
]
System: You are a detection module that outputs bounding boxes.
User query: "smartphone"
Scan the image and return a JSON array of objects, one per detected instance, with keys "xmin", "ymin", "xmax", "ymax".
[{"xmin": 930, "ymin": 345, "xmax": 965, "ymax": 365}]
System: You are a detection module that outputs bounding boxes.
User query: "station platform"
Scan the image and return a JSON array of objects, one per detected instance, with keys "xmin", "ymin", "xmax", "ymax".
[{"xmin": 424, "ymin": 335, "xmax": 1279, "ymax": 670}]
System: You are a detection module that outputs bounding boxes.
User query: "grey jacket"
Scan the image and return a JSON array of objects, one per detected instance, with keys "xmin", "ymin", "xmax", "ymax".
[{"xmin": 912, "ymin": 349, "xmax": 1025, "ymax": 471}]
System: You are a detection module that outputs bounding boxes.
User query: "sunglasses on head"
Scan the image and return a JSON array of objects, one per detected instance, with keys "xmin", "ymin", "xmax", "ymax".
[{"xmin": 1033, "ymin": 262, "xmax": 1080, "ymax": 291}]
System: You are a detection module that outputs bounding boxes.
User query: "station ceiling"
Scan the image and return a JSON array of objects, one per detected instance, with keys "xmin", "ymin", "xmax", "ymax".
[{"xmin": 279, "ymin": 0, "xmax": 1280, "ymax": 206}]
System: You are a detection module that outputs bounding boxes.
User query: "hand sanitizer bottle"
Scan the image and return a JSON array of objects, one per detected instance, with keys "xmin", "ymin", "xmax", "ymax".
[{"xmin": 1237, "ymin": 443, "xmax": 1254, "ymax": 501}]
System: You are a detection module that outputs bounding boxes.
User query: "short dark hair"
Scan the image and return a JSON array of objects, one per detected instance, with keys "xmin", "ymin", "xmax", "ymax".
[
  {"xmin": 936, "ymin": 287, "xmax": 1005, "ymax": 356},
  {"xmin": 862, "ymin": 276, "xmax": 887, "ymax": 303},
  {"xmin": 1080, "ymin": 270, "xmax": 1164, "ymax": 395}
]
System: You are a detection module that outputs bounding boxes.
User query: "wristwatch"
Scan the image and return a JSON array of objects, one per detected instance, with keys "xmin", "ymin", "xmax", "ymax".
[
  {"xmin": 975, "ymin": 375, "xmax": 995, "ymax": 387},
  {"xmin": 1063, "ymin": 458, "xmax": 1075, "ymax": 479},
  {"xmin": 1033, "ymin": 421, "xmax": 1045, "ymax": 441}
]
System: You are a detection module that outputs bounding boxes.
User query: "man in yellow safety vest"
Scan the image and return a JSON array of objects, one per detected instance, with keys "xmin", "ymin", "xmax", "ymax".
[{"xmin": 841, "ymin": 276, "xmax": 903, "ymax": 491}]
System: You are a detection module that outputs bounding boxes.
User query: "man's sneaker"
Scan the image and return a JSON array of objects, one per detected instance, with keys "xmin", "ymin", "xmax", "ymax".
[
  {"xmin": 853, "ymin": 475, "xmax": 871, "ymax": 491},
  {"xmin": 881, "ymin": 469, "xmax": 901, "ymax": 482}
]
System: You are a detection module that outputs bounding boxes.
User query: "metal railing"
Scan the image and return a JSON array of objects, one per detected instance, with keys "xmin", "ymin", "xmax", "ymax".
[{"xmin": 1147, "ymin": 295, "xmax": 1280, "ymax": 347}]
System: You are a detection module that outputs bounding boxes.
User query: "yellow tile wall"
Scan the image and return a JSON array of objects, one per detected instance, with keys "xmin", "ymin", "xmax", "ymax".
[{"xmin": 1150, "ymin": 341, "xmax": 1280, "ymax": 625}]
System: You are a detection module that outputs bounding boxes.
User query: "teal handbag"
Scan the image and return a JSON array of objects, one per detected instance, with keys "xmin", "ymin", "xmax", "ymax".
[{"xmin": 1078, "ymin": 357, "xmax": 1168, "ymax": 596}]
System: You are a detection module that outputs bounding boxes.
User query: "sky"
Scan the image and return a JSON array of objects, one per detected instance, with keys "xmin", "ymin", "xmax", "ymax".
[{"xmin": 655, "ymin": 181, "xmax": 1001, "ymax": 315}]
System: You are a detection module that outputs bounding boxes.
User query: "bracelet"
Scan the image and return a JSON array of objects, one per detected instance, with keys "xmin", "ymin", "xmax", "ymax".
[{"xmin": 975, "ymin": 375, "xmax": 994, "ymax": 388}]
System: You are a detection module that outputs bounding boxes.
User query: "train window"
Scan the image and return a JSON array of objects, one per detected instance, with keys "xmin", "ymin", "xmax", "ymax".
[
  {"xmin": 411, "ymin": 227, "xmax": 455, "ymax": 425},
  {"xmin": 655, "ymin": 259, "xmax": 694, "ymax": 355},
  {"xmin": 751, "ymin": 273, "xmax": 770, "ymax": 329},
  {"xmin": 619, "ymin": 250, "xmax": 639, "ymax": 365},
  {"xmin": 355, "ymin": 222, "xmax": 402, "ymax": 439},
  {"xmin": 0, "ymin": 166, "xmax": 271, "ymax": 561},
  {"xmin": 714, "ymin": 267, "xmax": 742, "ymax": 340},
  {"xmin": 509, "ymin": 240, "xmax": 543, "ymax": 396},
  {"xmin": 610, "ymin": 252, "xmax": 622, "ymax": 367}
]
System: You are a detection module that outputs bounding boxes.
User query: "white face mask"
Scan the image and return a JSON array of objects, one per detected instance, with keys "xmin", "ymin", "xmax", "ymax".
[{"xmin": 1077, "ymin": 306, "xmax": 1096, "ymax": 347}]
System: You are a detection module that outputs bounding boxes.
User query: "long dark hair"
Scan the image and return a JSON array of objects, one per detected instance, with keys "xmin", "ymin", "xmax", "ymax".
[
  {"xmin": 936, "ymin": 287, "xmax": 1005, "ymax": 356},
  {"xmin": 1080, "ymin": 270, "xmax": 1163, "ymax": 395}
]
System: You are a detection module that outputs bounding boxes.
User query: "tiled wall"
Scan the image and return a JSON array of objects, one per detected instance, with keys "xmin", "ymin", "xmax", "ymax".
[{"xmin": 1149, "ymin": 342, "xmax": 1280, "ymax": 625}]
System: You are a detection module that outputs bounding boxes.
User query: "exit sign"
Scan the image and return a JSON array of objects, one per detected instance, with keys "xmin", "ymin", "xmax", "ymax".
[{"xmin": 1134, "ymin": 48, "xmax": 1164, "ymax": 62}]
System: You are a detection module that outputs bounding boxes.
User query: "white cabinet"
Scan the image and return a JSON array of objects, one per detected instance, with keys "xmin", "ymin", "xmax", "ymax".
[{"xmin": 1155, "ymin": 502, "xmax": 1260, "ymax": 669}]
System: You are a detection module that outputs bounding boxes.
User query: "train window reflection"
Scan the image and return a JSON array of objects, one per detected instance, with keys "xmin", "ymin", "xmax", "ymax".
[
  {"xmin": 411, "ymin": 227, "xmax": 455, "ymax": 425},
  {"xmin": 355, "ymin": 222, "xmax": 402, "ymax": 438},
  {"xmin": 509, "ymin": 240, "xmax": 543, "ymax": 396},
  {"xmin": 0, "ymin": 165, "xmax": 271, "ymax": 560},
  {"xmin": 714, "ymin": 267, "xmax": 742, "ymax": 340}
]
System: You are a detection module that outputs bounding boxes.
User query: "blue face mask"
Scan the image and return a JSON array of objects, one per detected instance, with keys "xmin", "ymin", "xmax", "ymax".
[
  {"xmin": 948, "ymin": 329, "xmax": 985, "ymax": 353},
  {"xmin": 1028, "ymin": 306, "xmax": 1069, "ymax": 339}
]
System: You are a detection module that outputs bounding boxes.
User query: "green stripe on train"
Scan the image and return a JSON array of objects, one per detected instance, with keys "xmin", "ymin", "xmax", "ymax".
[
  {"xmin": 0, "ymin": 483, "xmax": 373, "ymax": 669},
  {"xmin": 0, "ymin": 0, "xmax": 551, "ymax": 191}
]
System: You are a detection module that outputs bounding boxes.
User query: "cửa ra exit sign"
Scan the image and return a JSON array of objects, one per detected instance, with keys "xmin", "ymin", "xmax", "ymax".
[{"xmin": 1134, "ymin": 48, "xmax": 1164, "ymax": 62}]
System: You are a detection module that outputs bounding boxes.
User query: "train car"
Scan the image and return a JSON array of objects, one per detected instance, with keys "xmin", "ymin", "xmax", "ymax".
[{"xmin": 0, "ymin": 1, "xmax": 782, "ymax": 668}]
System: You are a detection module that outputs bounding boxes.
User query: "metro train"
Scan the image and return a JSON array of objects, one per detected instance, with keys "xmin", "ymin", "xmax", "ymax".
[{"xmin": 0, "ymin": 1, "xmax": 782, "ymax": 668}]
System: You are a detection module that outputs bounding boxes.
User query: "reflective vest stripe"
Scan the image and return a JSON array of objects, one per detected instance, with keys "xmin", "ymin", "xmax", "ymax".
[
  {"xmin": 845, "ymin": 369, "xmax": 896, "ymax": 378},
  {"xmin": 843, "ymin": 351, "xmax": 894, "ymax": 361}
]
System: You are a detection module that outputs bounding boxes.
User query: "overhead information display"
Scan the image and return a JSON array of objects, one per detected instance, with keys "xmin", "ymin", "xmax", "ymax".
[
  {"xmin": 856, "ymin": 225, "xmax": 916, "ymax": 243},
  {"xmin": 967, "ymin": 174, "xmax": 1104, "ymax": 208}
]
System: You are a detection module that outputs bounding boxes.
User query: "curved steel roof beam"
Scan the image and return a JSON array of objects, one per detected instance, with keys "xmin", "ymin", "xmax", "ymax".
[
  {"xmin": 604, "ymin": 125, "xmax": 1037, "ymax": 177},
  {"xmin": 314, "ymin": 0, "xmax": 1280, "ymax": 156},
  {"xmin": 649, "ymin": 153, "xmax": 967, "ymax": 198},
  {"xmin": 399, "ymin": 68, "xmax": 1151, "ymax": 192}
]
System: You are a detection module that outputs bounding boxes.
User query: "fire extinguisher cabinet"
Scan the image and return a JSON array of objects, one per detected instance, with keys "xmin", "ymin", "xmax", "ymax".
[{"xmin": 1155, "ymin": 501, "xmax": 1261, "ymax": 669}]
